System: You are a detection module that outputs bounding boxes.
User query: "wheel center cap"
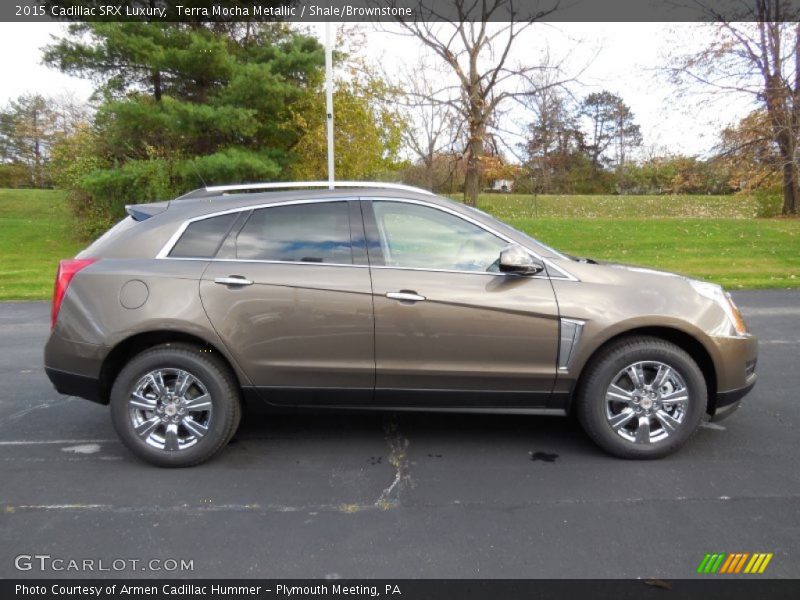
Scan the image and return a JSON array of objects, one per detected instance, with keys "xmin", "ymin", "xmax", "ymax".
[
  {"xmin": 640, "ymin": 397, "xmax": 654, "ymax": 410},
  {"xmin": 164, "ymin": 403, "xmax": 178, "ymax": 416}
]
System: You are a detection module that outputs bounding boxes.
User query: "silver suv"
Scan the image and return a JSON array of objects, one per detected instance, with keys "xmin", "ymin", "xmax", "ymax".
[{"xmin": 45, "ymin": 182, "xmax": 758, "ymax": 466}]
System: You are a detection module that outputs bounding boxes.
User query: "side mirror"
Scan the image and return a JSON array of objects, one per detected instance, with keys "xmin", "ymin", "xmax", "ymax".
[{"xmin": 499, "ymin": 244, "xmax": 544, "ymax": 276}]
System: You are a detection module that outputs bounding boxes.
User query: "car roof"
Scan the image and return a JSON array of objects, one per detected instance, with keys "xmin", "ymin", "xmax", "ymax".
[{"xmin": 165, "ymin": 187, "xmax": 458, "ymax": 221}]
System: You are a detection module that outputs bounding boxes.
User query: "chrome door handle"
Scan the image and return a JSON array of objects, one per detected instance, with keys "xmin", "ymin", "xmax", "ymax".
[
  {"xmin": 214, "ymin": 276, "xmax": 253, "ymax": 286},
  {"xmin": 386, "ymin": 291, "xmax": 426, "ymax": 302}
]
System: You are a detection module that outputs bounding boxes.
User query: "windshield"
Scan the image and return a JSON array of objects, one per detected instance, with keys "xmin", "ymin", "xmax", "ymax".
[{"xmin": 458, "ymin": 203, "xmax": 572, "ymax": 261}]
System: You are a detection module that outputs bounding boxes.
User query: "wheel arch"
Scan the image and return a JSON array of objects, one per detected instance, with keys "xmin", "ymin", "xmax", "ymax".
[
  {"xmin": 99, "ymin": 330, "xmax": 244, "ymax": 405},
  {"xmin": 570, "ymin": 326, "xmax": 718, "ymax": 416}
]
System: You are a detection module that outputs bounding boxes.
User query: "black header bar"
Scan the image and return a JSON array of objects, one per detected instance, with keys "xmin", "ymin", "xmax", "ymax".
[{"xmin": 4, "ymin": 0, "xmax": 800, "ymax": 23}]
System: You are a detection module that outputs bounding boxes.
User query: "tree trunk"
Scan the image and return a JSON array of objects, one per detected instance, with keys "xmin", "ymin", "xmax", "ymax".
[
  {"xmin": 779, "ymin": 139, "xmax": 798, "ymax": 215},
  {"xmin": 32, "ymin": 108, "xmax": 42, "ymax": 188},
  {"xmin": 152, "ymin": 70, "xmax": 162, "ymax": 102},
  {"xmin": 463, "ymin": 156, "xmax": 480, "ymax": 206},
  {"xmin": 149, "ymin": 0, "xmax": 162, "ymax": 102},
  {"xmin": 463, "ymin": 131, "xmax": 483, "ymax": 207},
  {"xmin": 425, "ymin": 155, "xmax": 435, "ymax": 192},
  {"xmin": 774, "ymin": 119, "xmax": 799, "ymax": 215}
]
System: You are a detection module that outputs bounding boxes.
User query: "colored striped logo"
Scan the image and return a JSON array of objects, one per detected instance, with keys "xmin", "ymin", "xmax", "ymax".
[{"xmin": 697, "ymin": 552, "xmax": 773, "ymax": 574}]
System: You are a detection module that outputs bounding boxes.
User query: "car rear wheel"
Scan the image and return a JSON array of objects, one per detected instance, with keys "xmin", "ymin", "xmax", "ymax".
[
  {"xmin": 575, "ymin": 336, "xmax": 707, "ymax": 459},
  {"xmin": 110, "ymin": 344, "xmax": 241, "ymax": 467}
]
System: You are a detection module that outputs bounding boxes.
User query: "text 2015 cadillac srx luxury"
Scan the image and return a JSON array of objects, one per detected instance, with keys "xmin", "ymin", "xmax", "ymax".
[{"xmin": 44, "ymin": 182, "xmax": 758, "ymax": 466}]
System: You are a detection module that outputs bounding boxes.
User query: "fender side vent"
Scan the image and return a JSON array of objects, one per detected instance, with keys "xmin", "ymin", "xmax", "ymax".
[{"xmin": 558, "ymin": 319, "xmax": 585, "ymax": 371}]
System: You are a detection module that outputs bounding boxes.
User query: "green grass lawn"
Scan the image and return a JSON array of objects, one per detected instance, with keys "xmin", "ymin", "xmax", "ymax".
[
  {"xmin": 464, "ymin": 193, "xmax": 799, "ymax": 289},
  {"xmin": 0, "ymin": 189, "xmax": 798, "ymax": 301},
  {"xmin": 0, "ymin": 189, "xmax": 83, "ymax": 301},
  {"xmin": 473, "ymin": 193, "xmax": 773, "ymax": 220},
  {"xmin": 512, "ymin": 217, "xmax": 799, "ymax": 289}
]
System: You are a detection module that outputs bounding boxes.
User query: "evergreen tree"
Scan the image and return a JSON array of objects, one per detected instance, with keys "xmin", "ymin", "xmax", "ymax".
[{"xmin": 44, "ymin": 21, "xmax": 325, "ymax": 208}]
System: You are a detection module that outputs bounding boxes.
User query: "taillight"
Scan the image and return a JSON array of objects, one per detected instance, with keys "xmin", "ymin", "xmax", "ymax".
[{"xmin": 51, "ymin": 258, "xmax": 97, "ymax": 330}]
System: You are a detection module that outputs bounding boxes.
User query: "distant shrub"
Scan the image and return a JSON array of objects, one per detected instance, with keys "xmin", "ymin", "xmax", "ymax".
[
  {"xmin": 66, "ymin": 189, "xmax": 117, "ymax": 240},
  {"xmin": 0, "ymin": 162, "xmax": 30, "ymax": 188},
  {"xmin": 751, "ymin": 188, "xmax": 783, "ymax": 218}
]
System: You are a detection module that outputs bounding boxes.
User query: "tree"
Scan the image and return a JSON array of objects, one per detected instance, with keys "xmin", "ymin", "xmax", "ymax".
[
  {"xmin": 290, "ymin": 26, "xmax": 407, "ymax": 181},
  {"xmin": 717, "ymin": 109, "xmax": 781, "ymax": 191},
  {"xmin": 392, "ymin": 0, "xmax": 565, "ymax": 205},
  {"xmin": 398, "ymin": 59, "xmax": 461, "ymax": 191},
  {"xmin": 402, "ymin": 151, "xmax": 466, "ymax": 194},
  {"xmin": 580, "ymin": 91, "xmax": 617, "ymax": 171},
  {"xmin": 290, "ymin": 75, "xmax": 407, "ymax": 180},
  {"xmin": 0, "ymin": 94, "xmax": 61, "ymax": 187},
  {"xmin": 520, "ymin": 87, "xmax": 641, "ymax": 193},
  {"xmin": 611, "ymin": 100, "xmax": 643, "ymax": 170},
  {"xmin": 44, "ymin": 20, "xmax": 325, "ymax": 212},
  {"xmin": 51, "ymin": 92, "xmax": 91, "ymax": 138},
  {"xmin": 579, "ymin": 91, "xmax": 641, "ymax": 172},
  {"xmin": 521, "ymin": 82, "xmax": 583, "ymax": 192},
  {"xmin": 668, "ymin": 1, "xmax": 800, "ymax": 215}
]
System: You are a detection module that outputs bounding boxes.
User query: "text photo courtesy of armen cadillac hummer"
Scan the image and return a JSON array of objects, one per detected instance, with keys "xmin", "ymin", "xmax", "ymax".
[{"xmin": 0, "ymin": 0, "xmax": 799, "ymax": 596}]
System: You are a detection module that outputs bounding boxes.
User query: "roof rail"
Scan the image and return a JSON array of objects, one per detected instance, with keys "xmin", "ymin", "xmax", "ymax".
[{"xmin": 178, "ymin": 181, "xmax": 435, "ymax": 199}]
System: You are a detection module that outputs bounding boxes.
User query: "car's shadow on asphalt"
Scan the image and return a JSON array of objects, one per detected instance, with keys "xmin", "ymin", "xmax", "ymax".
[{"xmin": 231, "ymin": 404, "xmax": 602, "ymax": 461}]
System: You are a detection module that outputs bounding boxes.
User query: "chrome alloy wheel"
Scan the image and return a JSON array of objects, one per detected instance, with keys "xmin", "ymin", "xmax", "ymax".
[
  {"xmin": 128, "ymin": 368, "xmax": 213, "ymax": 451},
  {"xmin": 604, "ymin": 361, "xmax": 689, "ymax": 444}
]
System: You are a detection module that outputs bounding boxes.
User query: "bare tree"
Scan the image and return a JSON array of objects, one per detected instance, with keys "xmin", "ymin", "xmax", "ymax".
[
  {"xmin": 668, "ymin": 1, "xmax": 800, "ymax": 215},
  {"xmin": 391, "ymin": 0, "xmax": 565, "ymax": 205},
  {"xmin": 612, "ymin": 102, "xmax": 642, "ymax": 171},
  {"xmin": 519, "ymin": 73, "xmax": 581, "ymax": 193},
  {"xmin": 398, "ymin": 59, "xmax": 462, "ymax": 191},
  {"xmin": 0, "ymin": 94, "xmax": 62, "ymax": 187},
  {"xmin": 580, "ymin": 91, "xmax": 619, "ymax": 171},
  {"xmin": 51, "ymin": 91, "xmax": 91, "ymax": 137}
]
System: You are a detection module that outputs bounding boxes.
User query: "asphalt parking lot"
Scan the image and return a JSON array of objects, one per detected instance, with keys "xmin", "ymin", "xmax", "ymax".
[{"xmin": 0, "ymin": 291, "xmax": 798, "ymax": 579}]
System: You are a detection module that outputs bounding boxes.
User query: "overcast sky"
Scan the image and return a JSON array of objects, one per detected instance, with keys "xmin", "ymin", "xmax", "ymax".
[{"xmin": 0, "ymin": 21, "xmax": 756, "ymax": 159}]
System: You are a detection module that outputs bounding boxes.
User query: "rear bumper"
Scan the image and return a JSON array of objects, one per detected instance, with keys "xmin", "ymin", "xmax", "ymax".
[
  {"xmin": 44, "ymin": 333, "xmax": 109, "ymax": 404},
  {"xmin": 44, "ymin": 367, "xmax": 106, "ymax": 405}
]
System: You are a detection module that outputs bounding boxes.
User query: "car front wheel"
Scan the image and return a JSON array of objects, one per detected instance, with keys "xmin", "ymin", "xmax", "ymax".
[
  {"xmin": 575, "ymin": 336, "xmax": 707, "ymax": 459},
  {"xmin": 110, "ymin": 344, "xmax": 241, "ymax": 467}
]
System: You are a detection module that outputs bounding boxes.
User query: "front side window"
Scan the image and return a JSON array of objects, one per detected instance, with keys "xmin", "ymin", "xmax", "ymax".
[
  {"xmin": 372, "ymin": 201, "xmax": 507, "ymax": 272},
  {"xmin": 236, "ymin": 202, "xmax": 353, "ymax": 264}
]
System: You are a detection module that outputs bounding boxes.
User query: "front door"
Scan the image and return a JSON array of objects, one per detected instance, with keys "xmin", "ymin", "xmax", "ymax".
[
  {"xmin": 363, "ymin": 199, "xmax": 560, "ymax": 407},
  {"xmin": 200, "ymin": 200, "xmax": 375, "ymax": 405}
]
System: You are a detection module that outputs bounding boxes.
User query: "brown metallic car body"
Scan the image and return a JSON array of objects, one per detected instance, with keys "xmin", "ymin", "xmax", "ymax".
[{"xmin": 45, "ymin": 185, "xmax": 756, "ymax": 418}]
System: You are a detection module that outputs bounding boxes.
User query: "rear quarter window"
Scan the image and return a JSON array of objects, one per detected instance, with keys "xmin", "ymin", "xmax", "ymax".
[{"xmin": 169, "ymin": 213, "xmax": 238, "ymax": 258}]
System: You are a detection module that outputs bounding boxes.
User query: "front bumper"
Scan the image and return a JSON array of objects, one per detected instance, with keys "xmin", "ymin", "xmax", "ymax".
[
  {"xmin": 710, "ymin": 376, "xmax": 756, "ymax": 421},
  {"xmin": 708, "ymin": 333, "xmax": 758, "ymax": 421}
]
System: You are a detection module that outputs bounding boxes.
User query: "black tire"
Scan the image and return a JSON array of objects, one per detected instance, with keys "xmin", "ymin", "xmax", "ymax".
[
  {"xmin": 110, "ymin": 343, "xmax": 241, "ymax": 467},
  {"xmin": 575, "ymin": 336, "xmax": 707, "ymax": 459}
]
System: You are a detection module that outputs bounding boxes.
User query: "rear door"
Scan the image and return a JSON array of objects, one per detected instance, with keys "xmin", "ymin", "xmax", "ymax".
[
  {"xmin": 363, "ymin": 199, "xmax": 560, "ymax": 407},
  {"xmin": 199, "ymin": 199, "xmax": 375, "ymax": 405}
]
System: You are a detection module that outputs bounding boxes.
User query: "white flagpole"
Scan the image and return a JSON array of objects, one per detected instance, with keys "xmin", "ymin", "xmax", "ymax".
[{"xmin": 325, "ymin": 22, "xmax": 335, "ymax": 189}]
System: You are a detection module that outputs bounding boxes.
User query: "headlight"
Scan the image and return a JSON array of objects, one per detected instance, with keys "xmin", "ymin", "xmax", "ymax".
[{"xmin": 688, "ymin": 280, "xmax": 748, "ymax": 336}]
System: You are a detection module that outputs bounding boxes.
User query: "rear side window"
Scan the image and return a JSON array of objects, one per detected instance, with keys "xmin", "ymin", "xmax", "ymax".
[
  {"xmin": 169, "ymin": 213, "xmax": 238, "ymax": 258},
  {"xmin": 235, "ymin": 202, "xmax": 353, "ymax": 264}
]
